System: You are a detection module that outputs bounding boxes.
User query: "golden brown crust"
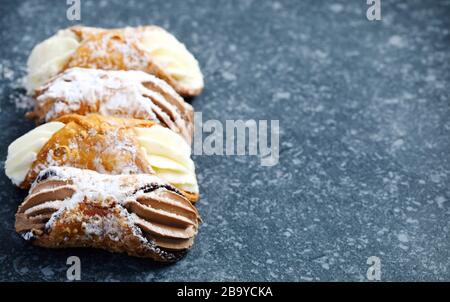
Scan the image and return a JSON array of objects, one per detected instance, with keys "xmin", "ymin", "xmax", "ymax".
[
  {"xmin": 15, "ymin": 167, "xmax": 201, "ymax": 262},
  {"xmin": 21, "ymin": 114, "xmax": 199, "ymax": 203},
  {"xmin": 29, "ymin": 68, "xmax": 194, "ymax": 145},
  {"xmin": 182, "ymin": 191, "xmax": 200, "ymax": 203},
  {"xmin": 22, "ymin": 114, "xmax": 155, "ymax": 189},
  {"xmin": 66, "ymin": 26, "xmax": 203, "ymax": 97}
]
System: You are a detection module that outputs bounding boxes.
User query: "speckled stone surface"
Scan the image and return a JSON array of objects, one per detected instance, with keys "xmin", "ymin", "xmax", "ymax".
[{"xmin": 0, "ymin": 0, "xmax": 449, "ymax": 281}]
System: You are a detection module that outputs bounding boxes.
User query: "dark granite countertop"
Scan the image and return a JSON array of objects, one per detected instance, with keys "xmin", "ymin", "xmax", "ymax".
[{"xmin": 0, "ymin": 0, "xmax": 449, "ymax": 281}]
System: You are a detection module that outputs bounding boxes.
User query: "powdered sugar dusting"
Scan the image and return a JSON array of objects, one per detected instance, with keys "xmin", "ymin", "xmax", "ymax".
[
  {"xmin": 28, "ymin": 166, "xmax": 169, "ymax": 242},
  {"xmin": 36, "ymin": 68, "xmax": 189, "ymax": 139},
  {"xmin": 0, "ymin": 61, "xmax": 33, "ymax": 111}
]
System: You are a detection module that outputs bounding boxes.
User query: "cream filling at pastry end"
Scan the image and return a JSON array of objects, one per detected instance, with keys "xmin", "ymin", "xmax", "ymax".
[
  {"xmin": 134, "ymin": 125, "xmax": 198, "ymax": 194},
  {"xmin": 26, "ymin": 29, "xmax": 80, "ymax": 94},
  {"xmin": 5, "ymin": 122, "xmax": 65, "ymax": 186},
  {"xmin": 140, "ymin": 30, "xmax": 204, "ymax": 90}
]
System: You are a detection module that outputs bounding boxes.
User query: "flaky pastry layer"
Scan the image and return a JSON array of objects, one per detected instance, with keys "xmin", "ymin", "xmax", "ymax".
[{"xmin": 16, "ymin": 167, "xmax": 201, "ymax": 262}]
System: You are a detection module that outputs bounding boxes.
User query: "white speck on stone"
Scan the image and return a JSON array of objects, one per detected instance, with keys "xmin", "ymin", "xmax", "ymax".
[
  {"xmin": 377, "ymin": 227, "xmax": 389, "ymax": 236},
  {"xmin": 388, "ymin": 35, "xmax": 407, "ymax": 48},
  {"xmin": 398, "ymin": 232, "xmax": 409, "ymax": 243},
  {"xmin": 425, "ymin": 73, "xmax": 436, "ymax": 82},
  {"xmin": 399, "ymin": 244, "xmax": 409, "ymax": 251},
  {"xmin": 292, "ymin": 158, "xmax": 302, "ymax": 165},
  {"xmin": 272, "ymin": 2, "xmax": 282, "ymax": 10},
  {"xmin": 1, "ymin": 64, "xmax": 15, "ymax": 80},
  {"xmin": 222, "ymin": 71, "xmax": 236, "ymax": 81},
  {"xmin": 406, "ymin": 217, "xmax": 418, "ymax": 224},
  {"xmin": 435, "ymin": 196, "xmax": 447, "ymax": 208},
  {"xmin": 329, "ymin": 3, "xmax": 343, "ymax": 13},
  {"xmin": 314, "ymin": 50, "xmax": 328, "ymax": 60},
  {"xmin": 234, "ymin": 241, "xmax": 244, "ymax": 249},
  {"xmin": 392, "ymin": 139, "xmax": 404, "ymax": 150},
  {"xmin": 41, "ymin": 266, "xmax": 54, "ymax": 277},
  {"xmin": 273, "ymin": 91, "xmax": 291, "ymax": 101},
  {"xmin": 269, "ymin": 272, "xmax": 279, "ymax": 278},
  {"xmin": 430, "ymin": 173, "xmax": 441, "ymax": 183},
  {"xmin": 13, "ymin": 93, "xmax": 33, "ymax": 110}
]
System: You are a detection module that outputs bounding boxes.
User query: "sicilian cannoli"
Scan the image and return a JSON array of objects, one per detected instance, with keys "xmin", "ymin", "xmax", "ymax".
[
  {"xmin": 15, "ymin": 166, "xmax": 201, "ymax": 262},
  {"xmin": 29, "ymin": 67, "xmax": 194, "ymax": 144},
  {"xmin": 5, "ymin": 114, "xmax": 199, "ymax": 202},
  {"xmin": 26, "ymin": 26, "xmax": 204, "ymax": 97}
]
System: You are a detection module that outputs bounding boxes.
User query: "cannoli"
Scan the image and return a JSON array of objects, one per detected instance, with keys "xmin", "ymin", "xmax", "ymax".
[
  {"xmin": 29, "ymin": 67, "xmax": 194, "ymax": 144},
  {"xmin": 5, "ymin": 114, "xmax": 199, "ymax": 202},
  {"xmin": 15, "ymin": 166, "xmax": 201, "ymax": 262},
  {"xmin": 26, "ymin": 26, "xmax": 204, "ymax": 97}
]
